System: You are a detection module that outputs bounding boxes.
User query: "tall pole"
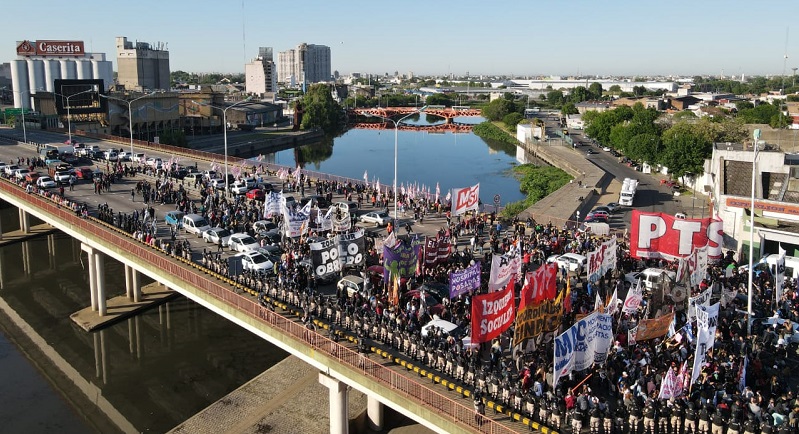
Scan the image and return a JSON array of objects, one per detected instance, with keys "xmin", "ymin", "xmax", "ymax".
[
  {"xmin": 193, "ymin": 97, "xmax": 251, "ymax": 192},
  {"xmin": 55, "ymin": 88, "xmax": 94, "ymax": 144},
  {"xmin": 748, "ymin": 129, "xmax": 761, "ymax": 335},
  {"xmin": 100, "ymin": 92, "xmax": 155, "ymax": 155},
  {"xmin": 366, "ymin": 106, "xmax": 427, "ymax": 223}
]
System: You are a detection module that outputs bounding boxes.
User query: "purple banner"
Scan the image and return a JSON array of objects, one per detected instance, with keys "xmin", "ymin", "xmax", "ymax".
[
  {"xmin": 449, "ymin": 262, "xmax": 481, "ymax": 298},
  {"xmin": 383, "ymin": 240, "xmax": 422, "ymax": 278}
]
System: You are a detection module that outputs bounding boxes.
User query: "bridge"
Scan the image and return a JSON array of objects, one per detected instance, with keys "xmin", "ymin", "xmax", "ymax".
[
  {"xmin": 350, "ymin": 122, "xmax": 475, "ymax": 133},
  {"xmin": 349, "ymin": 106, "xmax": 483, "ymax": 121},
  {"xmin": 0, "ymin": 134, "xmax": 548, "ymax": 434}
]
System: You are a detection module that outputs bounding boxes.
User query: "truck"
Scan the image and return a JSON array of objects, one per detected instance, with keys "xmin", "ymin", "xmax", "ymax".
[{"xmin": 619, "ymin": 178, "xmax": 638, "ymax": 206}]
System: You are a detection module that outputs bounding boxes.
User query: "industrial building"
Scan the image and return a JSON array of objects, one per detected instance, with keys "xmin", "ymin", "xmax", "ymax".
[
  {"xmin": 116, "ymin": 36, "xmax": 171, "ymax": 91},
  {"xmin": 10, "ymin": 39, "xmax": 113, "ymax": 109},
  {"xmin": 277, "ymin": 43, "xmax": 331, "ymax": 87},
  {"xmin": 245, "ymin": 47, "xmax": 277, "ymax": 98},
  {"xmin": 180, "ymin": 88, "xmax": 281, "ymax": 135}
]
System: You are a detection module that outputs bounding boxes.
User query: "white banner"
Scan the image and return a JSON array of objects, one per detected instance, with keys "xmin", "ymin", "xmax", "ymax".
[
  {"xmin": 690, "ymin": 302, "xmax": 719, "ymax": 385},
  {"xmin": 488, "ymin": 250, "xmax": 521, "ymax": 292},
  {"xmin": 332, "ymin": 209, "xmax": 351, "ymax": 232},
  {"xmin": 776, "ymin": 246, "xmax": 786, "ymax": 302},
  {"xmin": 622, "ymin": 279, "xmax": 643, "ymax": 314},
  {"xmin": 587, "ymin": 237, "xmax": 617, "ymax": 282},
  {"xmin": 264, "ymin": 191, "xmax": 282, "ymax": 218},
  {"xmin": 553, "ymin": 312, "xmax": 613, "ymax": 388},
  {"xmin": 283, "ymin": 207, "xmax": 310, "ymax": 238},
  {"xmin": 451, "ymin": 184, "xmax": 480, "ymax": 216},
  {"xmin": 687, "ymin": 288, "xmax": 711, "ymax": 320},
  {"xmin": 320, "ymin": 207, "xmax": 333, "ymax": 232},
  {"xmin": 689, "ymin": 245, "xmax": 709, "ymax": 287}
]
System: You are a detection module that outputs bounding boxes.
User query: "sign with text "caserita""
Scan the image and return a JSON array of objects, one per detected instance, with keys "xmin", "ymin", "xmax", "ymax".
[{"xmin": 16, "ymin": 40, "xmax": 85, "ymax": 57}]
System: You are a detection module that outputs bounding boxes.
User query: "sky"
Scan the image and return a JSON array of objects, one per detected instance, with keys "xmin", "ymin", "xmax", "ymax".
[{"xmin": 2, "ymin": 0, "xmax": 797, "ymax": 78}]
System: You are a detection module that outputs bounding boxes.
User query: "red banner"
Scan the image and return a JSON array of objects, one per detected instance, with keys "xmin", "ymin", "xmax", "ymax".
[
  {"xmin": 519, "ymin": 263, "xmax": 558, "ymax": 311},
  {"xmin": 424, "ymin": 237, "xmax": 438, "ymax": 267},
  {"xmin": 630, "ymin": 211, "xmax": 723, "ymax": 259},
  {"xmin": 471, "ymin": 280, "xmax": 515, "ymax": 344},
  {"xmin": 451, "ymin": 184, "xmax": 479, "ymax": 216}
]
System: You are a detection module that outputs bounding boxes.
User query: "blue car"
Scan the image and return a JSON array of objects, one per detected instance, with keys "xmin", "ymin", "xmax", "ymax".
[{"xmin": 165, "ymin": 211, "xmax": 185, "ymax": 228}]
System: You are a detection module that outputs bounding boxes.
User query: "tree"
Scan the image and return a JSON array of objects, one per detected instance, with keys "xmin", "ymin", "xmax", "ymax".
[
  {"xmin": 588, "ymin": 83, "xmax": 604, "ymax": 100},
  {"xmin": 570, "ymin": 86, "xmax": 589, "ymax": 103},
  {"xmin": 632, "ymin": 86, "xmax": 646, "ymax": 97},
  {"xmin": 626, "ymin": 133, "xmax": 661, "ymax": 164},
  {"xmin": 608, "ymin": 85, "xmax": 622, "ymax": 94},
  {"xmin": 300, "ymin": 83, "xmax": 343, "ymax": 133},
  {"xmin": 660, "ymin": 122, "xmax": 712, "ymax": 178},
  {"xmin": 503, "ymin": 112, "xmax": 523, "ymax": 129},
  {"xmin": 426, "ymin": 93, "xmax": 452, "ymax": 107},
  {"xmin": 561, "ymin": 103, "xmax": 578, "ymax": 116},
  {"xmin": 546, "ymin": 90, "xmax": 564, "ymax": 106},
  {"xmin": 482, "ymin": 98, "xmax": 516, "ymax": 121}
]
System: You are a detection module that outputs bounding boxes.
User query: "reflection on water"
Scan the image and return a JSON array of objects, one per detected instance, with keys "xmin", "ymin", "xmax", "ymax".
[
  {"xmin": 267, "ymin": 127, "xmax": 526, "ymax": 204},
  {"xmin": 0, "ymin": 218, "xmax": 286, "ymax": 433}
]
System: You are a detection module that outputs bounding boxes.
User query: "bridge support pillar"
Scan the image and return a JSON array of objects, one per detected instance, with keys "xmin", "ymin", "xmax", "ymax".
[
  {"xmin": 94, "ymin": 251, "xmax": 107, "ymax": 316},
  {"xmin": 0, "ymin": 202, "xmax": 3, "ymax": 240},
  {"xmin": 18, "ymin": 208, "xmax": 30, "ymax": 233},
  {"xmin": 124, "ymin": 265, "xmax": 132, "ymax": 299},
  {"xmin": 318, "ymin": 373, "xmax": 349, "ymax": 434},
  {"xmin": 367, "ymin": 396, "xmax": 384, "ymax": 431},
  {"xmin": 83, "ymin": 245, "xmax": 98, "ymax": 311},
  {"xmin": 132, "ymin": 269, "xmax": 142, "ymax": 302}
]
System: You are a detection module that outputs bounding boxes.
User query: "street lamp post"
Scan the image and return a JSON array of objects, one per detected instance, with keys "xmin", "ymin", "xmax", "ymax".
[
  {"xmin": 364, "ymin": 106, "xmax": 428, "ymax": 223},
  {"xmin": 53, "ymin": 88, "xmax": 95, "ymax": 144},
  {"xmin": 100, "ymin": 91, "xmax": 157, "ymax": 156},
  {"xmin": 747, "ymin": 129, "xmax": 762, "ymax": 335},
  {"xmin": 191, "ymin": 97, "xmax": 252, "ymax": 191},
  {"xmin": 14, "ymin": 90, "xmax": 30, "ymax": 144}
]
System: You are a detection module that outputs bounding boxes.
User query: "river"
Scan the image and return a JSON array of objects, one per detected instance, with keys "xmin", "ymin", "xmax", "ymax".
[{"xmin": 267, "ymin": 117, "xmax": 526, "ymax": 206}]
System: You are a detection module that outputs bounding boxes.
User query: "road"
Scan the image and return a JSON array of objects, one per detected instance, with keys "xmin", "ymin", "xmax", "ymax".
[{"xmin": 529, "ymin": 111, "xmax": 702, "ymax": 225}]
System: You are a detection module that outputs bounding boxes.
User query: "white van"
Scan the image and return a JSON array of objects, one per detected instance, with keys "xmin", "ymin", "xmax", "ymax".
[
  {"xmin": 757, "ymin": 254, "xmax": 799, "ymax": 280},
  {"xmin": 625, "ymin": 268, "xmax": 676, "ymax": 291},
  {"xmin": 182, "ymin": 213, "xmax": 211, "ymax": 237}
]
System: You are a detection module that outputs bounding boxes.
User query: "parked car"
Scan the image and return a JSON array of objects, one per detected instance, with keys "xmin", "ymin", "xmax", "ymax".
[
  {"xmin": 255, "ymin": 245, "xmax": 282, "ymax": 264},
  {"xmin": 164, "ymin": 211, "xmax": 185, "ymax": 228},
  {"xmin": 36, "ymin": 175, "xmax": 56, "ymax": 188},
  {"xmin": 23, "ymin": 171, "xmax": 39, "ymax": 182},
  {"xmin": 103, "ymin": 150, "xmax": 119, "ymax": 162},
  {"xmin": 300, "ymin": 195, "xmax": 329, "ymax": 209},
  {"xmin": 227, "ymin": 233, "xmax": 259, "ymax": 253},
  {"xmin": 181, "ymin": 213, "xmax": 211, "ymax": 236},
  {"xmin": 253, "ymin": 220, "xmax": 277, "ymax": 233},
  {"xmin": 337, "ymin": 275, "xmax": 365, "ymax": 298},
  {"xmin": 586, "ymin": 149, "xmax": 597, "ymax": 155},
  {"xmin": 588, "ymin": 210, "xmax": 609, "ymax": 220},
  {"xmin": 75, "ymin": 167, "xmax": 95, "ymax": 181},
  {"xmin": 602, "ymin": 146, "xmax": 612, "ymax": 152},
  {"xmin": 236, "ymin": 251, "xmax": 274, "ymax": 272},
  {"xmin": 605, "ymin": 202, "xmax": 621, "ymax": 213},
  {"xmin": 359, "ymin": 211, "xmax": 391, "ymax": 227},
  {"xmin": 592, "ymin": 206, "xmax": 612, "ymax": 215},
  {"xmin": 202, "ymin": 227, "xmax": 232, "ymax": 245},
  {"xmin": 547, "ymin": 253, "xmax": 588, "ymax": 273},
  {"xmin": 584, "ymin": 214, "xmax": 609, "ymax": 224},
  {"xmin": 401, "ymin": 290, "xmax": 445, "ymax": 316},
  {"xmin": 229, "ymin": 180, "xmax": 250, "ymax": 195},
  {"xmin": 245, "ymin": 188, "xmax": 265, "ymax": 201}
]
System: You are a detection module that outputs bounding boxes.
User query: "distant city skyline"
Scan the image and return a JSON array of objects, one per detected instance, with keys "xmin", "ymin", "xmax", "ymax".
[{"xmin": 2, "ymin": 0, "xmax": 797, "ymax": 78}]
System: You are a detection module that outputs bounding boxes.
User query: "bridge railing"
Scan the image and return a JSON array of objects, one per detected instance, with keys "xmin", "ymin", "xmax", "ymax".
[{"xmin": 0, "ymin": 178, "xmax": 517, "ymax": 434}]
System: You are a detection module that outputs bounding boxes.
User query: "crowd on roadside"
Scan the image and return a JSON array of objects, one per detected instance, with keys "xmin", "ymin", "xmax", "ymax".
[{"xmin": 4, "ymin": 150, "xmax": 799, "ymax": 434}]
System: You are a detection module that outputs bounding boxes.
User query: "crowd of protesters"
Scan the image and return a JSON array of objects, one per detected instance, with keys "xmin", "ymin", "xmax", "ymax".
[{"xmin": 3, "ymin": 150, "xmax": 799, "ymax": 434}]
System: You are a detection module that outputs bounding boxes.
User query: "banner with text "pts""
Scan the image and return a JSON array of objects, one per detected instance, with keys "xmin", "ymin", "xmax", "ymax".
[
  {"xmin": 451, "ymin": 184, "xmax": 480, "ymax": 216},
  {"xmin": 630, "ymin": 211, "xmax": 723, "ymax": 259},
  {"xmin": 471, "ymin": 280, "xmax": 515, "ymax": 345}
]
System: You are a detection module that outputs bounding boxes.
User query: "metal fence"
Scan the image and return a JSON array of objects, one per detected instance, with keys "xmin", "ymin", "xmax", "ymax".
[{"xmin": 0, "ymin": 177, "xmax": 520, "ymax": 434}]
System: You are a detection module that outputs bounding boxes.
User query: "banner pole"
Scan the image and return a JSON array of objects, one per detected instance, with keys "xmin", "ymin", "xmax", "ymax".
[{"xmin": 571, "ymin": 373, "xmax": 594, "ymax": 394}]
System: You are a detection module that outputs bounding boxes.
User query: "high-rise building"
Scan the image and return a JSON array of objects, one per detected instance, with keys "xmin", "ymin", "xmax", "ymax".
[
  {"xmin": 277, "ymin": 43, "xmax": 331, "ymax": 86},
  {"xmin": 116, "ymin": 36, "xmax": 170, "ymax": 91},
  {"xmin": 245, "ymin": 47, "xmax": 277, "ymax": 97}
]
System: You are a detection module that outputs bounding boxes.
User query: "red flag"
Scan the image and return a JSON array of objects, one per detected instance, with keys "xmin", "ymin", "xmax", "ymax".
[
  {"xmin": 563, "ymin": 278, "xmax": 572, "ymax": 314},
  {"xmin": 471, "ymin": 279, "xmax": 515, "ymax": 344}
]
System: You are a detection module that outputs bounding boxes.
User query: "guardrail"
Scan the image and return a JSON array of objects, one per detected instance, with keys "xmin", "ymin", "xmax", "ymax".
[{"xmin": 0, "ymin": 177, "xmax": 520, "ymax": 434}]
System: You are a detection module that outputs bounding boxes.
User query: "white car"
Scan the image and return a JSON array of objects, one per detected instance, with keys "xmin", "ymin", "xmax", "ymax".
[
  {"xmin": 602, "ymin": 146, "xmax": 612, "ymax": 152},
  {"xmin": 359, "ymin": 211, "xmax": 391, "ymax": 227},
  {"xmin": 239, "ymin": 176, "xmax": 257, "ymax": 188},
  {"xmin": 237, "ymin": 251, "xmax": 274, "ymax": 272},
  {"xmin": 13, "ymin": 168, "xmax": 31, "ymax": 179},
  {"xmin": 104, "ymin": 150, "xmax": 119, "ymax": 161},
  {"xmin": 4, "ymin": 165, "xmax": 19, "ymax": 176},
  {"xmin": 548, "ymin": 253, "xmax": 587, "ymax": 273},
  {"xmin": 227, "ymin": 233, "xmax": 260, "ymax": 253},
  {"xmin": 37, "ymin": 176, "xmax": 56, "ymax": 188},
  {"xmin": 146, "ymin": 157, "xmax": 163, "ymax": 170},
  {"xmin": 202, "ymin": 227, "xmax": 232, "ymax": 245},
  {"xmin": 229, "ymin": 180, "xmax": 249, "ymax": 195},
  {"xmin": 117, "ymin": 151, "xmax": 131, "ymax": 161}
]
